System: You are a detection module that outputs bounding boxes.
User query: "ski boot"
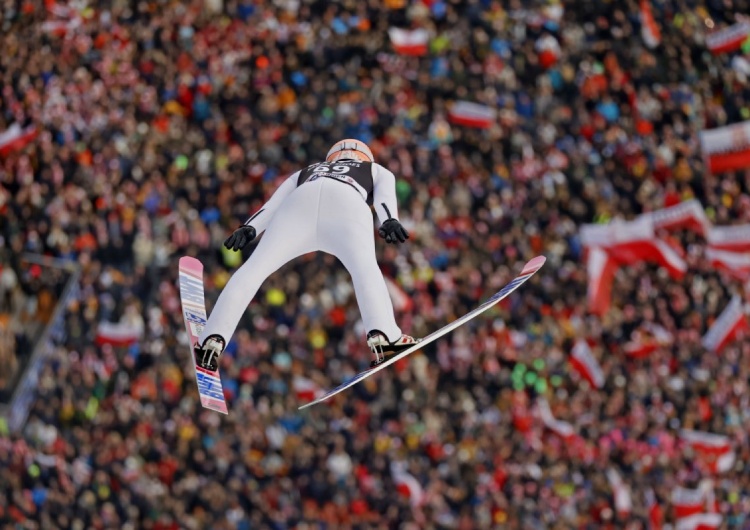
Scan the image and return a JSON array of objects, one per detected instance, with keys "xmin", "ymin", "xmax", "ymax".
[
  {"xmin": 367, "ymin": 330, "xmax": 421, "ymax": 367},
  {"xmin": 194, "ymin": 335, "xmax": 226, "ymax": 371}
]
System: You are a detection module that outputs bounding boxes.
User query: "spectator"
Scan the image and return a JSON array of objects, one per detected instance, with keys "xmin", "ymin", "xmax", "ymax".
[{"xmin": 0, "ymin": 0, "xmax": 749, "ymax": 528}]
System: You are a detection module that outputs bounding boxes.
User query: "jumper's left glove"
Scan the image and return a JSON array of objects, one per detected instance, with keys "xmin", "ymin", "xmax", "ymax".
[
  {"xmin": 224, "ymin": 225, "xmax": 257, "ymax": 252},
  {"xmin": 378, "ymin": 219, "xmax": 409, "ymax": 244}
]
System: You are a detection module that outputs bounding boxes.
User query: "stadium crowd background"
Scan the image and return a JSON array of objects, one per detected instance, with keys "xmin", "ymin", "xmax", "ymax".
[{"xmin": 2, "ymin": 0, "xmax": 750, "ymax": 528}]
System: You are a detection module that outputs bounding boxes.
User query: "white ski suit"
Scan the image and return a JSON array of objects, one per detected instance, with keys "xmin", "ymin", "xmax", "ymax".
[{"xmin": 199, "ymin": 160, "xmax": 404, "ymax": 346}]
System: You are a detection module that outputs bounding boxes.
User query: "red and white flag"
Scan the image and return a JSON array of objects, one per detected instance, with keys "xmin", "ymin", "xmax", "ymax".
[
  {"xmin": 569, "ymin": 339, "xmax": 605, "ymax": 389},
  {"xmin": 388, "ymin": 27, "xmax": 429, "ymax": 56},
  {"xmin": 47, "ymin": 2, "xmax": 74, "ymax": 17},
  {"xmin": 394, "ymin": 473, "xmax": 424, "ymax": 507},
  {"xmin": 680, "ymin": 429, "xmax": 736, "ymax": 474},
  {"xmin": 608, "ymin": 236, "xmax": 687, "ymax": 279},
  {"xmin": 95, "ymin": 321, "xmax": 143, "ymax": 347},
  {"xmin": 706, "ymin": 248, "xmax": 750, "ymax": 280},
  {"xmin": 586, "ymin": 247, "xmax": 619, "ymax": 316},
  {"xmin": 675, "ymin": 513, "xmax": 722, "ymax": 530},
  {"xmin": 390, "ymin": 463, "xmax": 425, "ymax": 507},
  {"xmin": 623, "ymin": 323, "xmax": 673, "ymax": 359},
  {"xmin": 702, "ymin": 296, "xmax": 749, "ymax": 353},
  {"xmin": 448, "ymin": 101, "xmax": 497, "ymax": 129},
  {"xmin": 671, "ymin": 481, "xmax": 714, "ymax": 520},
  {"xmin": 700, "ymin": 120, "xmax": 750, "ymax": 174},
  {"xmin": 0, "ymin": 123, "xmax": 38, "ymax": 156},
  {"xmin": 40, "ymin": 18, "xmax": 81, "ymax": 36},
  {"xmin": 706, "ymin": 222, "xmax": 750, "ymax": 251},
  {"xmin": 537, "ymin": 398, "xmax": 576, "ymax": 440},
  {"xmin": 644, "ymin": 199, "xmax": 710, "ymax": 237},
  {"xmin": 384, "ymin": 276, "xmax": 414, "ymax": 312},
  {"xmin": 606, "ymin": 468, "xmax": 632, "ymax": 518},
  {"xmin": 645, "ymin": 488, "xmax": 663, "ymax": 530},
  {"xmin": 292, "ymin": 375, "xmax": 322, "ymax": 402},
  {"xmin": 640, "ymin": 0, "xmax": 662, "ymax": 49},
  {"xmin": 581, "ymin": 218, "xmax": 687, "ymax": 279},
  {"xmin": 535, "ymin": 34, "xmax": 561, "ymax": 69},
  {"xmin": 705, "ymin": 21, "xmax": 750, "ymax": 55},
  {"xmin": 582, "ymin": 217, "xmax": 688, "ymax": 315},
  {"xmin": 40, "ymin": 1, "xmax": 82, "ymax": 37}
]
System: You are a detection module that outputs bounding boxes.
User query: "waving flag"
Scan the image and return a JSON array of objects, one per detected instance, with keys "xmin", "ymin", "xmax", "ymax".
[
  {"xmin": 706, "ymin": 248, "xmax": 750, "ymax": 280},
  {"xmin": 0, "ymin": 124, "xmax": 38, "ymax": 156},
  {"xmin": 394, "ymin": 472, "xmax": 424, "ymax": 506},
  {"xmin": 700, "ymin": 120, "xmax": 750, "ymax": 174},
  {"xmin": 569, "ymin": 339, "xmax": 605, "ymax": 389},
  {"xmin": 706, "ymin": 222, "xmax": 750, "ymax": 251},
  {"xmin": 675, "ymin": 513, "xmax": 722, "ymax": 530},
  {"xmin": 390, "ymin": 462, "xmax": 425, "ymax": 507},
  {"xmin": 581, "ymin": 213, "xmax": 690, "ymax": 316},
  {"xmin": 537, "ymin": 398, "xmax": 576, "ymax": 440},
  {"xmin": 292, "ymin": 375, "xmax": 323, "ymax": 402},
  {"xmin": 671, "ymin": 481, "xmax": 714, "ymax": 520},
  {"xmin": 608, "ymin": 236, "xmax": 686, "ymax": 279},
  {"xmin": 586, "ymin": 247, "xmax": 619, "ymax": 316},
  {"xmin": 645, "ymin": 489, "xmax": 663, "ymax": 530},
  {"xmin": 40, "ymin": 0, "xmax": 82, "ymax": 37},
  {"xmin": 581, "ymin": 217, "xmax": 687, "ymax": 279},
  {"xmin": 448, "ymin": 101, "xmax": 497, "ymax": 129},
  {"xmin": 680, "ymin": 430, "xmax": 736, "ymax": 474},
  {"xmin": 640, "ymin": 0, "xmax": 661, "ymax": 49},
  {"xmin": 388, "ymin": 27, "xmax": 429, "ymax": 56},
  {"xmin": 706, "ymin": 21, "xmax": 750, "ymax": 55},
  {"xmin": 701, "ymin": 296, "xmax": 748, "ymax": 353},
  {"xmin": 606, "ymin": 468, "xmax": 632, "ymax": 517},
  {"xmin": 644, "ymin": 199, "xmax": 710, "ymax": 237},
  {"xmin": 41, "ymin": 18, "xmax": 81, "ymax": 36},
  {"xmin": 384, "ymin": 276, "xmax": 414, "ymax": 312},
  {"xmin": 95, "ymin": 321, "xmax": 144, "ymax": 347},
  {"xmin": 623, "ymin": 323, "xmax": 673, "ymax": 359},
  {"xmin": 535, "ymin": 34, "xmax": 561, "ymax": 69}
]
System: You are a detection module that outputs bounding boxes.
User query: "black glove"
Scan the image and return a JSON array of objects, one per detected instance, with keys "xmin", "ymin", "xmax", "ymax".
[
  {"xmin": 224, "ymin": 225, "xmax": 257, "ymax": 252},
  {"xmin": 378, "ymin": 219, "xmax": 409, "ymax": 244}
]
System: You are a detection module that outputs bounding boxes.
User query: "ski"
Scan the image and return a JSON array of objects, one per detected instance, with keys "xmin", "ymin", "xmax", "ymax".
[
  {"xmin": 299, "ymin": 256, "xmax": 546, "ymax": 410},
  {"xmin": 178, "ymin": 257, "xmax": 228, "ymax": 414}
]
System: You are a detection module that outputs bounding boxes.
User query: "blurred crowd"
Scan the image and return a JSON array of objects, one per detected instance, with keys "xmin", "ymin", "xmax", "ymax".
[
  {"xmin": 0, "ymin": 250, "xmax": 62, "ymax": 403},
  {"xmin": 2, "ymin": 0, "xmax": 750, "ymax": 528}
]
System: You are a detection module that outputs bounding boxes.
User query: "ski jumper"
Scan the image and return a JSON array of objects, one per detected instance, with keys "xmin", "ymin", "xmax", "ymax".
[{"xmin": 199, "ymin": 160, "xmax": 404, "ymax": 345}]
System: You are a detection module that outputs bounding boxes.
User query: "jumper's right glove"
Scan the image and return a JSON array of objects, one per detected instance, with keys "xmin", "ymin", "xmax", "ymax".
[
  {"xmin": 224, "ymin": 225, "xmax": 257, "ymax": 252},
  {"xmin": 378, "ymin": 219, "xmax": 409, "ymax": 244}
]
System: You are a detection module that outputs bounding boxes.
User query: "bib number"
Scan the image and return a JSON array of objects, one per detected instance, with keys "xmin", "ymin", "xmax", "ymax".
[{"xmin": 313, "ymin": 164, "xmax": 350, "ymax": 175}]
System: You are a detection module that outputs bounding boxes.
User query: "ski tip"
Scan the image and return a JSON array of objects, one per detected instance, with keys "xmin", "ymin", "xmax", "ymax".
[
  {"xmin": 521, "ymin": 255, "xmax": 546, "ymax": 276},
  {"xmin": 179, "ymin": 256, "xmax": 204, "ymax": 273}
]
